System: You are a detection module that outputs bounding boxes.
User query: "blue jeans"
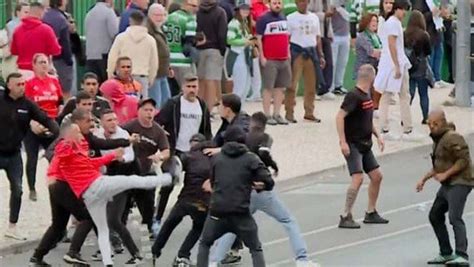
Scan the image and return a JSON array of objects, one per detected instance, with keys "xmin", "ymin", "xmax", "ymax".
[
  {"xmin": 331, "ymin": 35, "xmax": 350, "ymax": 89},
  {"xmin": 148, "ymin": 77, "xmax": 171, "ymax": 109},
  {"xmin": 0, "ymin": 151, "xmax": 24, "ymax": 223},
  {"xmin": 430, "ymin": 37, "xmax": 443, "ymax": 82},
  {"xmin": 211, "ymin": 190, "xmax": 308, "ymax": 262},
  {"xmin": 409, "ymin": 77, "xmax": 429, "ymax": 121}
]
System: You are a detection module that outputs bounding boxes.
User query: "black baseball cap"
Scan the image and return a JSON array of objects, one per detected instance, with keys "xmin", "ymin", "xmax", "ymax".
[{"xmin": 138, "ymin": 98, "xmax": 157, "ymax": 109}]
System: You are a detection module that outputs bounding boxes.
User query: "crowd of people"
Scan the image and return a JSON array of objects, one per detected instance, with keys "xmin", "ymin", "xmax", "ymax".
[{"xmin": 0, "ymin": 0, "xmax": 471, "ymax": 266}]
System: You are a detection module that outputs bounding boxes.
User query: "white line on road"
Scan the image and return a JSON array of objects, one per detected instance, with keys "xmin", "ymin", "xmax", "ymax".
[
  {"xmin": 269, "ymin": 211, "xmax": 474, "ymax": 266},
  {"xmin": 263, "ymin": 200, "xmax": 434, "ymax": 247}
]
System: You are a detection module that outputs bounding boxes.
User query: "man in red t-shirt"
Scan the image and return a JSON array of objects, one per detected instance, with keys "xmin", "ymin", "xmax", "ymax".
[
  {"xmin": 10, "ymin": 2, "xmax": 61, "ymax": 77},
  {"xmin": 256, "ymin": 0, "xmax": 290, "ymax": 126}
]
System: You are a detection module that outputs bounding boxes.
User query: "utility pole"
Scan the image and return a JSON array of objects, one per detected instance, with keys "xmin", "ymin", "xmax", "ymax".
[{"xmin": 454, "ymin": 0, "xmax": 472, "ymax": 106}]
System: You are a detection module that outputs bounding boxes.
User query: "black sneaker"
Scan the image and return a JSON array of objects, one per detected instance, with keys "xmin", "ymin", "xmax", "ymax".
[
  {"xmin": 220, "ymin": 253, "xmax": 242, "ymax": 265},
  {"xmin": 63, "ymin": 252, "xmax": 88, "ymax": 265},
  {"xmin": 125, "ymin": 255, "xmax": 143, "ymax": 265},
  {"xmin": 363, "ymin": 210, "xmax": 389, "ymax": 224},
  {"xmin": 173, "ymin": 256, "xmax": 195, "ymax": 266},
  {"xmin": 29, "ymin": 257, "xmax": 51, "ymax": 267},
  {"xmin": 112, "ymin": 243, "xmax": 124, "ymax": 254},
  {"xmin": 338, "ymin": 214, "xmax": 361, "ymax": 229}
]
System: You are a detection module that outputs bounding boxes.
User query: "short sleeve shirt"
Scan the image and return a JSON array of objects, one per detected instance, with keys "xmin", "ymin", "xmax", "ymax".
[
  {"xmin": 123, "ymin": 119, "xmax": 169, "ymax": 174},
  {"xmin": 287, "ymin": 11, "xmax": 321, "ymax": 48},
  {"xmin": 256, "ymin": 11, "xmax": 290, "ymax": 60},
  {"xmin": 340, "ymin": 88, "xmax": 373, "ymax": 144},
  {"xmin": 380, "ymin": 16, "xmax": 410, "ymax": 67}
]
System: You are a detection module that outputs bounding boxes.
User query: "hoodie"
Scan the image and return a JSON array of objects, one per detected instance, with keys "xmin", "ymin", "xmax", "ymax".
[
  {"xmin": 196, "ymin": 0, "xmax": 228, "ymax": 56},
  {"xmin": 107, "ymin": 25, "xmax": 159, "ymax": 84},
  {"xmin": 10, "ymin": 17, "xmax": 62, "ymax": 70},
  {"xmin": 99, "ymin": 79, "xmax": 138, "ymax": 125},
  {"xmin": 209, "ymin": 142, "xmax": 274, "ymax": 216}
]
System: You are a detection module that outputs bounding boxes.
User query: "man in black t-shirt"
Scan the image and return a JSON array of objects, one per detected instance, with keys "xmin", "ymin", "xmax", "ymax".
[{"xmin": 335, "ymin": 65, "xmax": 388, "ymax": 229}]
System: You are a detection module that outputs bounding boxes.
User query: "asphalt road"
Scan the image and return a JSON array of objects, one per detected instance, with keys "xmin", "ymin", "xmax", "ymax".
[{"xmin": 1, "ymin": 135, "xmax": 474, "ymax": 267}]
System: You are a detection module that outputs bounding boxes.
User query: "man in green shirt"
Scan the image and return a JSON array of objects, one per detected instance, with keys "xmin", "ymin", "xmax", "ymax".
[{"xmin": 164, "ymin": 0, "xmax": 199, "ymax": 86}]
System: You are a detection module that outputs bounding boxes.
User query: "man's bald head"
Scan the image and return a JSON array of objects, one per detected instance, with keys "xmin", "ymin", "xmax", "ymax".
[{"xmin": 427, "ymin": 108, "xmax": 449, "ymax": 135}]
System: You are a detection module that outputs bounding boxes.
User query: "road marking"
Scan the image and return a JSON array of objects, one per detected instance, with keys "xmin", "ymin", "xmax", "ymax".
[
  {"xmin": 263, "ymin": 200, "xmax": 434, "ymax": 247},
  {"xmin": 269, "ymin": 211, "xmax": 474, "ymax": 266}
]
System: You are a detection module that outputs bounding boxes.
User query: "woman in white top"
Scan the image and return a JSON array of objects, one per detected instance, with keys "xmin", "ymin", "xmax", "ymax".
[
  {"xmin": 377, "ymin": 0, "xmax": 394, "ymax": 34},
  {"xmin": 374, "ymin": 0, "xmax": 420, "ymax": 141}
]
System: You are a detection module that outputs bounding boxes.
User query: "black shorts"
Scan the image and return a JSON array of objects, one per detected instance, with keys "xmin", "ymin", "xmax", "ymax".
[{"xmin": 345, "ymin": 143, "xmax": 379, "ymax": 176}]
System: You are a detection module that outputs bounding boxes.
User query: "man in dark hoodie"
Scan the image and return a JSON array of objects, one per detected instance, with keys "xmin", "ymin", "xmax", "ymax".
[
  {"xmin": 196, "ymin": 126, "xmax": 274, "ymax": 267},
  {"xmin": 0, "ymin": 73, "xmax": 59, "ymax": 241},
  {"xmin": 196, "ymin": 0, "xmax": 228, "ymax": 111},
  {"xmin": 416, "ymin": 109, "xmax": 473, "ymax": 266},
  {"xmin": 119, "ymin": 0, "xmax": 149, "ymax": 33},
  {"xmin": 42, "ymin": 0, "xmax": 74, "ymax": 99},
  {"xmin": 152, "ymin": 134, "xmax": 214, "ymax": 267}
]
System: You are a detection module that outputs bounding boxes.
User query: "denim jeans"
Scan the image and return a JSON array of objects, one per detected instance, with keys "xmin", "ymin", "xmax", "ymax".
[
  {"xmin": 429, "ymin": 185, "xmax": 472, "ymax": 259},
  {"xmin": 211, "ymin": 190, "xmax": 308, "ymax": 262},
  {"xmin": 409, "ymin": 77, "xmax": 430, "ymax": 121},
  {"xmin": 132, "ymin": 75, "xmax": 149, "ymax": 99},
  {"xmin": 331, "ymin": 35, "xmax": 350, "ymax": 89},
  {"xmin": 429, "ymin": 37, "xmax": 443, "ymax": 82},
  {"xmin": 0, "ymin": 152, "xmax": 23, "ymax": 224},
  {"xmin": 149, "ymin": 77, "xmax": 171, "ymax": 109}
]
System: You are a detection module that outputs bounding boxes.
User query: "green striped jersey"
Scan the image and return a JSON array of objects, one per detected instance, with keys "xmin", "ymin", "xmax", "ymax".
[
  {"xmin": 349, "ymin": 0, "xmax": 380, "ymax": 23},
  {"xmin": 164, "ymin": 9, "xmax": 196, "ymax": 66},
  {"xmin": 283, "ymin": 0, "xmax": 297, "ymax": 16}
]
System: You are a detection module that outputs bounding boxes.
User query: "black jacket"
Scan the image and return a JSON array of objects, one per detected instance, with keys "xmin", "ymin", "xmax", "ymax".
[
  {"xmin": 246, "ymin": 131, "xmax": 279, "ymax": 173},
  {"xmin": 196, "ymin": 0, "xmax": 228, "ymax": 56},
  {"xmin": 209, "ymin": 142, "xmax": 274, "ymax": 216},
  {"xmin": 155, "ymin": 95, "xmax": 212, "ymax": 152},
  {"xmin": 177, "ymin": 141, "xmax": 214, "ymax": 206},
  {"xmin": 214, "ymin": 112, "xmax": 250, "ymax": 147},
  {"xmin": 58, "ymin": 96, "xmax": 111, "ymax": 124},
  {"xmin": 0, "ymin": 91, "xmax": 59, "ymax": 155},
  {"xmin": 405, "ymin": 29, "xmax": 432, "ymax": 79}
]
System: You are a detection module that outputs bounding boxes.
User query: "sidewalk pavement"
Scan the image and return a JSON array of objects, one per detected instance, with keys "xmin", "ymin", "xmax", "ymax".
[{"xmin": 0, "ymin": 85, "xmax": 472, "ymax": 256}]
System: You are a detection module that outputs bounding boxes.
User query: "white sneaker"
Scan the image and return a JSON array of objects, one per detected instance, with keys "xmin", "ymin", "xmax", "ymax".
[
  {"xmin": 296, "ymin": 260, "xmax": 321, "ymax": 267},
  {"xmin": 373, "ymin": 110, "xmax": 379, "ymax": 119},
  {"xmin": 4, "ymin": 228, "xmax": 27, "ymax": 241},
  {"xmin": 209, "ymin": 262, "xmax": 218, "ymax": 267},
  {"xmin": 321, "ymin": 92, "xmax": 336, "ymax": 100},
  {"xmin": 315, "ymin": 95, "xmax": 322, "ymax": 101},
  {"xmin": 436, "ymin": 80, "xmax": 451, "ymax": 88},
  {"xmin": 381, "ymin": 131, "xmax": 400, "ymax": 141},
  {"xmin": 401, "ymin": 131, "xmax": 424, "ymax": 142}
]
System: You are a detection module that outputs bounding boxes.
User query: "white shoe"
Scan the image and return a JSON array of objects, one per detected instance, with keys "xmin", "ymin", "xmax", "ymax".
[
  {"xmin": 315, "ymin": 95, "xmax": 322, "ymax": 101},
  {"xmin": 4, "ymin": 228, "xmax": 27, "ymax": 241},
  {"xmin": 436, "ymin": 80, "xmax": 451, "ymax": 88},
  {"xmin": 321, "ymin": 92, "xmax": 336, "ymax": 100},
  {"xmin": 296, "ymin": 260, "xmax": 321, "ymax": 267},
  {"xmin": 401, "ymin": 131, "xmax": 424, "ymax": 142},
  {"xmin": 373, "ymin": 110, "xmax": 379, "ymax": 119},
  {"xmin": 381, "ymin": 131, "xmax": 400, "ymax": 141},
  {"xmin": 209, "ymin": 262, "xmax": 218, "ymax": 267}
]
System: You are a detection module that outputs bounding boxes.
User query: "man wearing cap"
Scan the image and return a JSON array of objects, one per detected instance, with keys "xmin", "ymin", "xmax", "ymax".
[
  {"xmin": 152, "ymin": 133, "xmax": 214, "ymax": 266},
  {"xmin": 153, "ymin": 73, "xmax": 212, "ymax": 235},
  {"xmin": 123, "ymin": 98, "xmax": 171, "ymax": 234}
]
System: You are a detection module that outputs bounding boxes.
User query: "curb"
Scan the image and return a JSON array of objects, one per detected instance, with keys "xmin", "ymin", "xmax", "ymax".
[{"xmin": 1, "ymin": 133, "xmax": 472, "ymax": 257}]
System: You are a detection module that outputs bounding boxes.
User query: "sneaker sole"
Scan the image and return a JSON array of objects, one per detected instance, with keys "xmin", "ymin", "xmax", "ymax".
[
  {"xmin": 63, "ymin": 256, "xmax": 88, "ymax": 265},
  {"xmin": 363, "ymin": 220, "xmax": 389, "ymax": 224},
  {"xmin": 338, "ymin": 225, "xmax": 361, "ymax": 229}
]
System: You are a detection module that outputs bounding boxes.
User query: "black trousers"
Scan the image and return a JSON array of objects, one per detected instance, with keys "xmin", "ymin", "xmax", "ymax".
[
  {"xmin": 197, "ymin": 213, "xmax": 266, "ymax": 267},
  {"xmin": 33, "ymin": 181, "xmax": 93, "ymax": 259},
  {"xmin": 128, "ymin": 188, "xmax": 156, "ymax": 231},
  {"xmin": 85, "ymin": 57, "xmax": 108, "ymax": 84},
  {"xmin": 152, "ymin": 201, "xmax": 207, "ymax": 259},
  {"xmin": 23, "ymin": 130, "xmax": 55, "ymax": 191},
  {"xmin": 107, "ymin": 190, "xmax": 139, "ymax": 255},
  {"xmin": 429, "ymin": 184, "xmax": 472, "ymax": 259}
]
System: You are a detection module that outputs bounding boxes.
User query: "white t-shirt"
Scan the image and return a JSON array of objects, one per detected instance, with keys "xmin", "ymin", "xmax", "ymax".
[
  {"xmin": 379, "ymin": 16, "xmax": 410, "ymax": 68},
  {"xmin": 287, "ymin": 11, "xmax": 321, "ymax": 48},
  {"xmin": 175, "ymin": 96, "xmax": 203, "ymax": 152}
]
